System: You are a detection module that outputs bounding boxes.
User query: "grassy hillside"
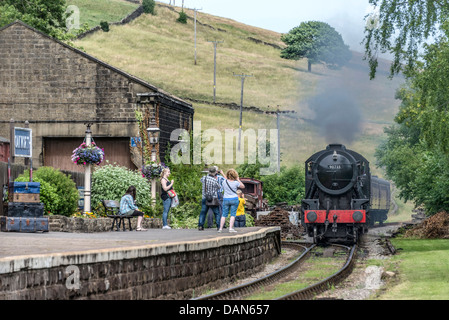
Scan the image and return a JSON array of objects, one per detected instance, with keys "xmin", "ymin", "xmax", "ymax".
[
  {"xmin": 67, "ymin": 0, "xmax": 139, "ymax": 28},
  {"xmin": 73, "ymin": 1, "xmax": 404, "ymax": 174}
]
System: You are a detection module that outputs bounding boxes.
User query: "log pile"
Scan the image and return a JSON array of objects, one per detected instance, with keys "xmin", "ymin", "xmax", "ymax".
[{"xmin": 255, "ymin": 207, "xmax": 303, "ymax": 239}]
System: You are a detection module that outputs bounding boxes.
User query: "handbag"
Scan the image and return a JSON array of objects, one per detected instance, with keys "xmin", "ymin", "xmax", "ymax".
[
  {"xmin": 167, "ymin": 189, "xmax": 177, "ymax": 198},
  {"xmin": 205, "ymin": 176, "xmax": 219, "ymax": 207}
]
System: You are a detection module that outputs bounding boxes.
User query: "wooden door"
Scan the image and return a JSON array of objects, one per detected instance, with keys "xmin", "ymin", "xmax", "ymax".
[{"xmin": 44, "ymin": 137, "xmax": 136, "ymax": 172}]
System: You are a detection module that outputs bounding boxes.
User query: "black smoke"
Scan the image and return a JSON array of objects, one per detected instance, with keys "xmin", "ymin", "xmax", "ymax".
[{"xmin": 307, "ymin": 80, "xmax": 362, "ymax": 144}]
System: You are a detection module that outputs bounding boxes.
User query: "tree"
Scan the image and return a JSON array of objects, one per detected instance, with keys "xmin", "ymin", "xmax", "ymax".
[
  {"xmin": 281, "ymin": 21, "xmax": 351, "ymax": 72},
  {"xmin": 0, "ymin": 0, "xmax": 69, "ymax": 40},
  {"xmin": 376, "ymin": 37, "xmax": 449, "ymax": 215},
  {"xmin": 363, "ymin": 0, "xmax": 449, "ymax": 79}
]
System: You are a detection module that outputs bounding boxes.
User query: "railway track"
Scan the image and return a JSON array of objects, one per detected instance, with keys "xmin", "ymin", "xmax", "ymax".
[
  {"xmin": 193, "ymin": 242, "xmax": 357, "ymax": 300},
  {"xmin": 276, "ymin": 244, "xmax": 357, "ymax": 300}
]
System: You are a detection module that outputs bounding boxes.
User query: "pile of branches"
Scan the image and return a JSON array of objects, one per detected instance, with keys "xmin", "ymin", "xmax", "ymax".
[
  {"xmin": 405, "ymin": 211, "xmax": 449, "ymax": 239},
  {"xmin": 255, "ymin": 207, "xmax": 303, "ymax": 239}
]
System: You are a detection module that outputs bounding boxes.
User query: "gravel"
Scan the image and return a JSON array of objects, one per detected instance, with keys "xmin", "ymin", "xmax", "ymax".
[
  {"xmin": 316, "ymin": 224, "xmax": 401, "ymax": 300},
  {"xmin": 205, "ymin": 224, "xmax": 402, "ymax": 300}
]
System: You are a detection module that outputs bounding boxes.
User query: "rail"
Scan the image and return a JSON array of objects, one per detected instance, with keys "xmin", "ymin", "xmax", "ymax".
[
  {"xmin": 192, "ymin": 241, "xmax": 314, "ymax": 300},
  {"xmin": 275, "ymin": 244, "xmax": 357, "ymax": 300}
]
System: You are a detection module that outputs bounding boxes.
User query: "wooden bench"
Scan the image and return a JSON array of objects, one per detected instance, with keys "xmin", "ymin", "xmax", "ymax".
[{"xmin": 102, "ymin": 200, "xmax": 135, "ymax": 231}]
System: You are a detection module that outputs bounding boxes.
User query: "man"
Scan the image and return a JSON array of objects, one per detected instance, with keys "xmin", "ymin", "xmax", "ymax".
[
  {"xmin": 207, "ymin": 165, "xmax": 225, "ymax": 228},
  {"xmin": 198, "ymin": 166, "xmax": 221, "ymax": 230}
]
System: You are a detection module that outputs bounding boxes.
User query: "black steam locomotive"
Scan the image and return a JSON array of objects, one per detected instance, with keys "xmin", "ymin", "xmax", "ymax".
[{"xmin": 301, "ymin": 144, "xmax": 390, "ymax": 243}]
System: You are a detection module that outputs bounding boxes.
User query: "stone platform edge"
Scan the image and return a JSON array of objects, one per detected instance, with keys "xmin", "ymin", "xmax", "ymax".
[{"xmin": 0, "ymin": 227, "xmax": 281, "ymax": 274}]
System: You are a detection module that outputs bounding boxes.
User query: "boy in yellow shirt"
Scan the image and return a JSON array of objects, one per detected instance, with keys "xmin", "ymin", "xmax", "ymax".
[{"xmin": 235, "ymin": 190, "xmax": 246, "ymax": 227}]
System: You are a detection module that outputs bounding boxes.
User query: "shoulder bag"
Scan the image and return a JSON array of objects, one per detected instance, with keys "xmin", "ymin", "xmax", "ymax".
[
  {"xmin": 205, "ymin": 176, "xmax": 219, "ymax": 207},
  {"xmin": 164, "ymin": 178, "xmax": 176, "ymax": 198}
]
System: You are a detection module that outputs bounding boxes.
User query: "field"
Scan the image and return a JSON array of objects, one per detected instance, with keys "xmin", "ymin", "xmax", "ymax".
[
  {"xmin": 72, "ymin": 1, "xmax": 404, "ymax": 173},
  {"xmin": 377, "ymin": 239, "xmax": 449, "ymax": 299}
]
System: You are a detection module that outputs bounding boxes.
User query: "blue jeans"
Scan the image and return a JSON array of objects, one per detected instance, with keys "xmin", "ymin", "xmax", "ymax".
[
  {"xmin": 162, "ymin": 197, "xmax": 172, "ymax": 226},
  {"xmin": 222, "ymin": 198, "xmax": 239, "ymax": 218},
  {"xmin": 207, "ymin": 193, "xmax": 223, "ymax": 227},
  {"xmin": 235, "ymin": 215, "xmax": 246, "ymax": 227},
  {"xmin": 199, "ymin": 198, "xmax": 220, "ymax": 228}
]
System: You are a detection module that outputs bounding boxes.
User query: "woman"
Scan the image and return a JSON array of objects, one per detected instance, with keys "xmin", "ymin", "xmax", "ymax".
[
  {"xmin": 160, "ymin": 167, "xmax": 174, "ymax": 229},
  {"xmin": 120, "ymin": 185, "xmax": 146, "ymax": 231},
  {"xmin": 218, "ymin": 169, "xmax": 244, "ymax": 233}
]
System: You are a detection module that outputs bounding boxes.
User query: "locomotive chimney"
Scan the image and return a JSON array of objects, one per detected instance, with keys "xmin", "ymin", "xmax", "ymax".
[{"xmin": 333, "ymin": 151, "xmax": 338, "ymax": 161}]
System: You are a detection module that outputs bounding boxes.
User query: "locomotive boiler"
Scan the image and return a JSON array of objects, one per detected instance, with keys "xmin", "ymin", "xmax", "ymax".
[{"xmin": 301, "ymin": 144, "xmax": 390, "ymax": 243}]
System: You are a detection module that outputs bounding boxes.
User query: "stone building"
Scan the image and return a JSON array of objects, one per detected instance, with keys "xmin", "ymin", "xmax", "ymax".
[{"xmin": 0, "ymin": 21, "xmax": 194, "ymax": 172}]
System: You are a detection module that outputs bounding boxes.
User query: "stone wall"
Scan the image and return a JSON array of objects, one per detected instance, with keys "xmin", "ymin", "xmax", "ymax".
[
  {"xmin": 48, "ymin": 215, "xmax": 162, "ymax": 233},
  {"xmin": 0, "ymin": 227, "xmax": 281, "ymax": 299}
]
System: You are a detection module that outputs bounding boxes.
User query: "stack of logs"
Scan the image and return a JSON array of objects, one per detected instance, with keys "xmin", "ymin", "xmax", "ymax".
[{"xmin": 255, "ymin": 207, "xmax": 303, "ymax": 239}]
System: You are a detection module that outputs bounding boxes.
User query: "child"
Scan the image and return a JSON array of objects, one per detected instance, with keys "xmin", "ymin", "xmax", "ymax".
[{"xmin": 235, "ymin": 190, "xmax": 246, "ymax": 227}]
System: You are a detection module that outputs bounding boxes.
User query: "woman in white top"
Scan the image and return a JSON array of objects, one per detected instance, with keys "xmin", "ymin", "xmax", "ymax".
[{"xmin": 218, "ymin": 168, "xmax": 244, "ymax": 233}]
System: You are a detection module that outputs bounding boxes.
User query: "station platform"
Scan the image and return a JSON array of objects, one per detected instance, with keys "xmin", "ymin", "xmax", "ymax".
[
  {"xmin": 0, "ymin": 227, "xmax": 281, "ymax": 299},
  {"xmin": 0, "ymin": 227, "xmax": 269, "ymax": 259}
]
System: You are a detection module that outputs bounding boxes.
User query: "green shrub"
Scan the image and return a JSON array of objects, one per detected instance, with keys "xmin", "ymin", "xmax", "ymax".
[
  {"xmin": 260, "ymin": 165, "xmax": 305, "ymax": 205},
  {"xmin": 177, "ymin": 11, "xmax": 187, "ymax": 24},
  {"xmin": 16, "ymin": 167, "xmax": 78, "ymax": 216},
  {"xmin": 91, "ymin": 164, "xmax": 154, "ymax": 215},
  {"xmin": 14, "ymin": 175, "xmax": 59, "ymax": 215},
  {"xmin": 100, "ymin": 21, "xmax": 109, "ymax": 32},
  {"xmin": 142, "ymin": 0, "xmax": 156, "ymax": 15}
]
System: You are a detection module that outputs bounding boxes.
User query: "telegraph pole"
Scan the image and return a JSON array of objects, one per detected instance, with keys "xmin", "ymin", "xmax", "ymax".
[
  {"xmin": 208, "ymin": 40, "xmax": 223, "ymax": 103},
  {"xmin": 265, "ymin": 106, "xmax": 296, "ymax": 172},
  {"xmin": 233, "ymin": 73, "xmax": 252, "ymax": 151},
  {"xmin": 193, "ymin": 8, "xmax": 202, "ymax": 65}
]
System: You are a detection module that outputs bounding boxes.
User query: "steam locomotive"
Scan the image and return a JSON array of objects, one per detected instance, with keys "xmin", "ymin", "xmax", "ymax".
[{"xmin": 301, "ymin": 144, "xmax": 390, "ymax": 243}]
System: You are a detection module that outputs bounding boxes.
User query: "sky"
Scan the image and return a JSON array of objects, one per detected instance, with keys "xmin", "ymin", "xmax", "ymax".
[{"xmin": 158, "ymin": 0, "xmax": 375, "ymax": 52}]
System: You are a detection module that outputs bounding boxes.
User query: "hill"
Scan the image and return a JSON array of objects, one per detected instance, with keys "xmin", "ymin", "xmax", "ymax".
[{"xmin": 73, "ymin": 1, "xmax": 404, "ymax": 173}]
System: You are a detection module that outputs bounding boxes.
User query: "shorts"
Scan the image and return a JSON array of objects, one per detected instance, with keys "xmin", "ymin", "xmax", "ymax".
[{"xmin": 222, "ymin": 198, "xmax": 239, "ymax": 218}]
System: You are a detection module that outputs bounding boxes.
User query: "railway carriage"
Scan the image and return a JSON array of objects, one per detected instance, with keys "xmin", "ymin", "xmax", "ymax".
[{"xmin": 301, "ymin": 144, "xmax": 390, "ymax": 243}]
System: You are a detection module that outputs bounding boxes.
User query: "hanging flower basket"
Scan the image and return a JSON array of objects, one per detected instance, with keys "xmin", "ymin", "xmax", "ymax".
[
  {"xmin": 142, "ymin": 161, "xmax": 167, "ymax": 180},
  {"xmin": 71, "ymin": 141, "xmax": 105, "ymax": 166}
]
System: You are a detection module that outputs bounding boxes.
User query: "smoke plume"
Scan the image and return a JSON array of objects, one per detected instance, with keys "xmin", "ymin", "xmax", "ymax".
[{"xmin": 307, "ymin": 78, "xmax": 362, "ymax": 144}]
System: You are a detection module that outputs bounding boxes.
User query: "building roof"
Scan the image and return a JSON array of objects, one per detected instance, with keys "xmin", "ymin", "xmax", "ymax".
[{"xmin": 0, "ymin": 20, "xmax": 194, "ymax": 113}]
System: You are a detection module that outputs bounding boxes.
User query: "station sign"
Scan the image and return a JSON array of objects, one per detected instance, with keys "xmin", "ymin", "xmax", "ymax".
[{"xmin": 14, "ymin": 127, "xmax": 32, "ymax": 158}]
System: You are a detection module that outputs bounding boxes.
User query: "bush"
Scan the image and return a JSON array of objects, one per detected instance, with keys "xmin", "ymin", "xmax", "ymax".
[
  {"xmin": 100, "ymin": 21, "xmax": 109, "ymax": 32},
  {"xmin": 91, "ymin": 164, "xmax": 154, "ymax": 215},
  {"xmin": 16, "ymin": 167, "xmax": 78, "ymax": 216},
  {"xmin": 261, "ymin": 165, "xmax": 305, "ymax": 205},
  {"xmin": 177, "ymin": 11, "xmax": 187, "ymax": 24},
  {"xmin": 142, "ymin": 0, "xmax": 156, "ymax": 15}
]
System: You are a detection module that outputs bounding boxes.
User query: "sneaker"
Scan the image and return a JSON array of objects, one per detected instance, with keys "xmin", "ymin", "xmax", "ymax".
[
  {"xmin": 162, "ymin": 225, "xmax": 171, "ymax": 230},
  {"xmin": 229, "ymin": 229, "xmax": 237, "ymax": 233},
  {"xmin": 198, "ymin": 226, "xmax": 204, "ymax": 231},
  {"xmin": 217, "ymin": 229, "xmax": 222, "ymax": 233}
]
